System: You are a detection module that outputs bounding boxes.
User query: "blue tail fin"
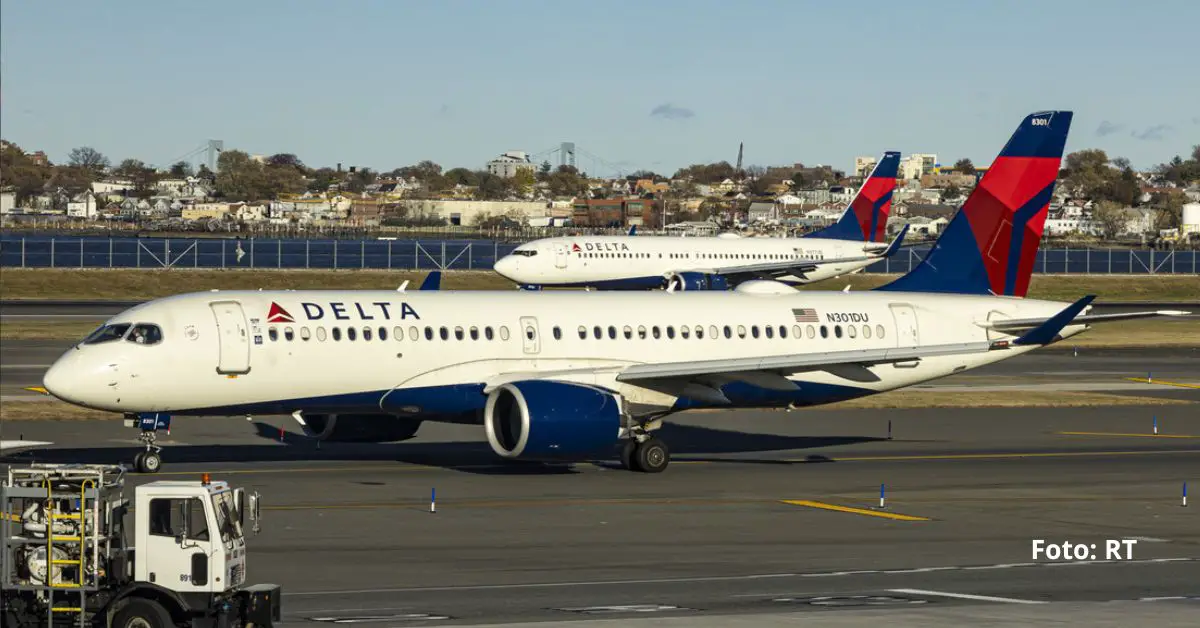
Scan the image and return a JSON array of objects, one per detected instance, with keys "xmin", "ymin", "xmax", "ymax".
[
  {"xmin": 876, "ymin": 111, "xmax": 1072, "ymax": 297},
  {"xmin": 805, "ymin": 151, "xmax": 900, "ymax": 243}
]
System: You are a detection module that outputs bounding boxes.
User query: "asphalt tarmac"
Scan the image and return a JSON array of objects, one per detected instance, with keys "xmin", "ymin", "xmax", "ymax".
[{"xmin": 2, "ymin": 403, "xmax": 1199, "ymax": 625}]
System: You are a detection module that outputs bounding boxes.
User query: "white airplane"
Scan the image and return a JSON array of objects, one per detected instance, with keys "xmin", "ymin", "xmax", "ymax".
[
  {"xmin": 33, "ymin": 111, "xmax": 1189, "ymax": 475},
  {"xmin": 0, "ymin": 441, "xmax": 54, "ymax": 454},
  {"xmin": 493, "ymin": 151, "xmax": 907, "ymax": 291}
]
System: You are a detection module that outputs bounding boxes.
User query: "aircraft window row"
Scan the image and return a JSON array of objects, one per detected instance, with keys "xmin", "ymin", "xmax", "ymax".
[
  {"xmin": 81, "ymin": 322, "xmax": 163, "ymax": 346},
  {"xmin": 264, "ymin": 325, "xmax": 512, "ymax": 344},
  {"xmin": 580, "ymin": 252, "xmax": 821, "ymax": 261},
  {"xmin": 551, "ymin": 323, "xmax": 886, "ymax": 341}
]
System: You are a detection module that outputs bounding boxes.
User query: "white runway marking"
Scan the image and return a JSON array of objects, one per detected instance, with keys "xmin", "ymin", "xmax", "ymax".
[{"xmin": 889, "ymin": 588, "xmax": 1046, "ymax": 604}]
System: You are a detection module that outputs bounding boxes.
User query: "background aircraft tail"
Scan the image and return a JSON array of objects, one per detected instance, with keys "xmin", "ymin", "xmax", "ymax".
[
  {"xmin": 805, "ymin": 151, "xmax": 899, "ymax": 243},
  {"xmin": 876, "ymin": 111, "xmax": 1072, "ymax": 297}
]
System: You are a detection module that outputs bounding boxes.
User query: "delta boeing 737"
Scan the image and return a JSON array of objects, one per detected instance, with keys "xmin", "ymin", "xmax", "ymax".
[
  {"xmin": 493, "ymin": 151, "xmax": 905, "ymax": 291},
  {"xmin": 33, "ymin": 111, "xmax": 1189, "ymax": 475}
]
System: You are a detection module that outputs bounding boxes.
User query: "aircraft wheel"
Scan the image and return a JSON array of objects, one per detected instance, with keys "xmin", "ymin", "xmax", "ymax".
[
  {"xmin": 634, "ymin": 437, "xmax": 669, "ymax": 473},
  {"xmin": 137, "ymin": 451, "xmax": 162, "ymax": 473},
  {"xmin": 619, "ymin": 440, "xmax": 640, "ymax": 471}
]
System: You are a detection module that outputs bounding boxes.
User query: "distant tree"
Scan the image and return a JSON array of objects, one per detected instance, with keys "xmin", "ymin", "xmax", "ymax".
[
  {"xmin": 1110, "ymin": 156, "xmax": 1132, "ymax": 171},
  {"xmin": 67, "ymin": 146, "xmax": 109, "ymax": 173},
  {"xmin": 539, "ymin": 160, "xmax": 552, "ymax": 176},
  {"xmin": 0, "ymin": 142, "xmax": 53, "ymax": 204},
  {"xmin": 306, "ymin": 167, "xmax": 339, "ymax": 192},
  {"xmin": 941, "ymin": 184, "xmax": 962, "ymax": 201},
  {"xmin": 49, "ymin": 166, "xmax": 94, "ymax": 198},
  {"xmin": 267, "ymin": 153, "xmax": 305, "ymax": 170},
  {"xmin": 444, "ymin": 167, "xmax": 479, "ymax": 187},
  {"xmin": 344, "ymin": 167, "xmax": 378, "ymax": 193},
  {"xmin": 1091, "ymin": 200, "xmax": 1128, "ymax": 239},
  {"xmin": 953, "ymin": 158, "xmax": 975, "ymax": 175},
  {"xmin": 510, "ymin": 169, "xmax": 536, "ymax": 196},
  {"xmin": 168, "ymin": 161, "xmax": 193, "ymax": 178}
]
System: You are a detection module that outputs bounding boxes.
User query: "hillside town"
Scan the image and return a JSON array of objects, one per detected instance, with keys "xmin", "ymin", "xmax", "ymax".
[{"xmin": 2, "ymin": 140, "xmax": 1198, "ymax": 245}]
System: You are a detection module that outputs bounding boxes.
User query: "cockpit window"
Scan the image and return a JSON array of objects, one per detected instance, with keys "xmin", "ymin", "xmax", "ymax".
[
  {"xmin": 82, "ymin": 323, "xmax": 131, "ymax": 345},
  {"xmin": 127, "ymin": 324, "xmax": 163, "ymax": 346},
  {"xmin": 511, "ymin": 249, "xmax": 538, "ymax": 257}
]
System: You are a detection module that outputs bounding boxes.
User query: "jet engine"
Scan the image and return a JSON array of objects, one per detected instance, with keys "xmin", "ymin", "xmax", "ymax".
[
  {"xmin": 663, "ymin": 271, "xmax": 729, "ymax": 291},
  {"xmin": 300, "ymin": 413, "xmax": 423, "ymax": 443},
  {"xmin": 483, "ymin": 380, "xmax": 622, "ymax": 460}
]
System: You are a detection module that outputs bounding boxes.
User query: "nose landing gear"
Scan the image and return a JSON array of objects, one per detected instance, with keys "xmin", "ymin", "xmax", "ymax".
[{"xmin": 125, "ymin": 413, "xmax": 168, "ymax": 473}]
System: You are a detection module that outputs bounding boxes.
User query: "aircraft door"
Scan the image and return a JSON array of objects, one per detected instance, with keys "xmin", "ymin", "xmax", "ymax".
[
  {"xmin": 554, "ymin": 245, "xmax": 567, "ymax": 268},
  {"xmin": 209, "ymin": 301, "xmax": 251, "ymax": 374},
  {"xmin": 888, "ymin": 303, "xmax": 919, "ymax": 348},
  {"xmin": 519, "ymin": 316, "xmax": 540, "ymax": 354}
]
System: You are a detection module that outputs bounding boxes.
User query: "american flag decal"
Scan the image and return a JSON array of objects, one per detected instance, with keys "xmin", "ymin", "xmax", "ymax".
[{"xmin": 792, "ymin": 308, "xmax": 818, "ymax": 322}]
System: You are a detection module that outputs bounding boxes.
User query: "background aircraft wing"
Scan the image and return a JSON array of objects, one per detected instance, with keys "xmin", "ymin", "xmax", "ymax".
[{"xmin": 696, "ymin": 225, "xmax": 909, "ymax": 282}]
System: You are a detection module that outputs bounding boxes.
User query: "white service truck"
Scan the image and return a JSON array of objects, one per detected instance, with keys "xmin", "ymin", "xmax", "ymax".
[{"xmin": 1, "ymin": 463, "xmax": 281, "ymax": 627}]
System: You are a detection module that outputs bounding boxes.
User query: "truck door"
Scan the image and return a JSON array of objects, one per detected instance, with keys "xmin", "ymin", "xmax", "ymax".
[
  {"xmin": 209, "ymin": 301, "xmax": 251, "ymax": 374},
  {"xmin": 136, "ymin": 495, "xmax": 215, "ymax": 593}
]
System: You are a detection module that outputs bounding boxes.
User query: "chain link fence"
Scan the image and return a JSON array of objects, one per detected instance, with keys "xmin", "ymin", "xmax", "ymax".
[{"xmin": 1, "ymin": 235, "xmax": 1197, "ymax": 274}]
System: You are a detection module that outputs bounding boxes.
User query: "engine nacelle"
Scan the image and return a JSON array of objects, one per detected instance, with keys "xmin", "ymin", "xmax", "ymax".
[
  {"xmin": 301, "ymin": 413, "xmax": 422, "ymax": 443},
  {"xmin": 663, "ymin": 271, "xmax": 729, "ymax": 292},
  {"xmin": 483, "ymin": 380, "xmax": 622, "ymax": 460}
]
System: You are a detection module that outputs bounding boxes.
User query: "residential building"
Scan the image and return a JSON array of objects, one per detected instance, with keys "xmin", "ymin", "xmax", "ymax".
[
  {"xmin": 486, "ymin": 151, "xmax": 536, "ymax": 178},
  {"xmin": 898, "ymin": 153, "xmax": 938, "ymax": 180}
]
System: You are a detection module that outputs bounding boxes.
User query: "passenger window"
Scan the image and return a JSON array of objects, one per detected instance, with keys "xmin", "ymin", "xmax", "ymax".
[
  {"xmin": 127, "ymin": 324, "xmax": 162, "ymax": 346},
  {"xmin": 300, "ymin": 327, "xmax": 311, "ymax": 341},
  {"xmin": 83, "ymin": 323, "xmax": 131, "ymax": 345},
  {"xmin": 765, "ymin": 326, "xmax": 774, "ymax": 339},
  {"xmin": 820, "ymin": 325, "xmax": 829, "ymax": 339},
  {"xmin": 378, "ymin": 327, "xmax": 387, "ymax": 341},
  {"xmin": 393, "ymin": 326, "xmax": 403, "ymax": 341},
  {"xmin": 695, "ymin": 325, "xmax": 704, "ymax": 339},
  {"xmin": 652, "ymin": 326, "xmax": 661, "ymax": 339},
  {"xmin": 486, "ymin": 327, "xmax": 495, "ymax": 340},
  {"xmin": 780, "ymin": 325, "xmax": 788, "ymax": 338},
  {"xmin": 723, "ymin": 326, "xmax": 732, "ymax": 339},
  {"xmin": 751, "ymin": 326, "xmax": 759, "ymax": 339},
  {"xmin": 363, "ymin": 327, "xmax": 373, "ymax": 341},
  {"xmin": 848, "ymin": 325, "xmax": 857, "ymax": 338},
  {"xmin": 593, "ymin": 326, "xmax": 602, "ymax": 339},
  {"xmin": 608, "ymin": 326, "xmax": 617, "ymax": 339},
  {"xmin": 332, "ymin": 327, "xmax": 342, "ymax": 341},
  {"xmin": 471, "ymin": 326, "xmax": 480, "ymax": 340},
  {"xmin": 424, "ymin": 327, "xmax": 434, "ymax": 341},
  {"xmin": 500, "ymin": 327, "xmax": 510, "ymax": 341},
  {"xmin": 439, "ymin": 327, "xmax": 448, "ymax": 341},
  {"xmin": 637, "ymin": 325, "xmax": 647, "ymax": 339},
  {"xmin": 316, "ymin": 327, "xmax": 327, "ymax": 341},
  {"xmin": 709, "ymin": 325, "xmax": 718, "ymax": 339},
  {"xmin": 680, "ymin": 326, "xmax": 689, "ymax": 339},
  {"xmin": 737, "ymin": 325, "xmax": 746, "ymax": 339},
  {"xmin": 408, "ymin": 326, "xmax": 418, "ymax": 341},
  {"xmin": 623, "ymin": 326, "xmax": 632, "ymax": 339},
  {"xmin": 284, "ymin": 327, "xmax": 295, "ymax": 341},
  {"xmin": 578, "ymin": 326, "xmax": 587, "ymax": 340},
  {"xmin": 834, "ymin": 325, "xmax": 843, "ymax": 338},
  {"xmin": 863, "ymin": 324, "xmax": 871, "ymax": 339},
  {"xmin": 268, "ymin": 328, "xmax": 278, "ymax": 342},
  {"xmin": 553, "ymin": 326, "xmax": 561, "ymax": 340},
  {"xmin": 347, "ymin": 327, "xmax": 357, "ymax": 341},
  {"xmin": 806, "ymin": 325, "xmax": 815, "ymax": 339},
  {"xmin": 666, "ymin": 326, "xmax": 675, "ymax": 339},
  {"xmin": 526, "ymin": 326, "xmax": 536, "ymax": 340},
  {"xmin": 455, "ymin": 327, "xmax": 464, "ymax": 340},
  {"xmin": 876, "ymin": 324, "xmax": 886, "ymax": 338}
]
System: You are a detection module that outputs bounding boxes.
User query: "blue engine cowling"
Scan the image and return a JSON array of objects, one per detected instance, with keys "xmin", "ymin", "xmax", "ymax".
[
  {"xmin": 664, "ymin": 271, "xmax": 729, "ymax": 291},
  {"xmin": 483, "ymin": 380, "xmax": 622, "ymax": 460}
]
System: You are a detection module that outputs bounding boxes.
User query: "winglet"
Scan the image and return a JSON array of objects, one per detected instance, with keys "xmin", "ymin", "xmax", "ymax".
[
  {"xmin": 1012, "ymin": 295, "xmax": 1096, "ymax": 346},
  {"xmin": 419, "ymin": 271, "xmax": 442, "ymax": 291}
]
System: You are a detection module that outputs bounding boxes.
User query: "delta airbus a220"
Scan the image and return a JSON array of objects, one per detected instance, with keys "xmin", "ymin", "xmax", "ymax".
[
  {"xmin": 36, "ymin": 112, "xmax": 1189, "ymax": 475},
  {"xmin": 493, "ymin": 151, "xmax": 907, "ymax": 291}
]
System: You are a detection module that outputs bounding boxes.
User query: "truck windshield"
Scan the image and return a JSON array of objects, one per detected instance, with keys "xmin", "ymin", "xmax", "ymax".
[{"xmin": 211, "ymin": 491, "xmax": 242, "ymax": 544}]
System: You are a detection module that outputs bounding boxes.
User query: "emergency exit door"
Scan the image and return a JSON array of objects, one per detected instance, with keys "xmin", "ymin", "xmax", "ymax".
[
  {"xmin": 889, "ymin": 303, "xmax": 919, "ymax": 348},
  {"xmin": 210, "ymin": 301, "xmax": 251, "ymax": 374},
  {"xmin": 554, "ymin": 245, "xmax": 567, "ymax": 268},
  {"xmin": 519, "ymin": 316, "xmax": 541, "ymax": 354}
]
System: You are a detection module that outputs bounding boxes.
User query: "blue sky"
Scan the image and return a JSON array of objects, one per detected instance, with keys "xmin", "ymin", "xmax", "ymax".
[{"xmin": 2, "ymin": 0, "xmax": 1197, "ymax": 177}]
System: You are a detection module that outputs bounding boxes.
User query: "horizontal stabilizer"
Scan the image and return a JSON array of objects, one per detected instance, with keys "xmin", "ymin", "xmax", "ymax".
[
  {"xmin": 1011, "ymin": 295, "xmax": 1095, "ymax": 346},
  {"xmin": 983, "ymin": 309, "xmax": 1192, "ymax": 332}
]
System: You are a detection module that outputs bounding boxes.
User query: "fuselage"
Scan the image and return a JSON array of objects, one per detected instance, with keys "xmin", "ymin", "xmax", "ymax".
[
  {"xmin": 493, "ymin": 234, "xmax": 887, "ymax": 289},
  {"xmin": 43, "ymin": 287, "xmax": 1080, "ymax": 421}
]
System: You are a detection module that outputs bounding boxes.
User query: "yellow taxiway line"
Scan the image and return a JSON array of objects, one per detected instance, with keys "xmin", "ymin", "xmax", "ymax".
[
  {"xmin": 780, "ymin": 500, "xmax": 930, "ymax": 521},
  {"xmin": 1122, "ymin": 377, "xmax": 1200, "ymax": 389},
  {"xmin": 1057, "ymin": 431, "xmax": 1200, "ymax": 439}
]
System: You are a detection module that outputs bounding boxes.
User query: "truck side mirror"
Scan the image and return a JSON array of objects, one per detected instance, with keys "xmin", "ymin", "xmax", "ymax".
[
  {"xmin": 175, "ymin": 500, "xmax": 189, "ymax": 544},
  {"xmin": 249, "ymin": 491, "xmax": 261, "ymax": 534}
]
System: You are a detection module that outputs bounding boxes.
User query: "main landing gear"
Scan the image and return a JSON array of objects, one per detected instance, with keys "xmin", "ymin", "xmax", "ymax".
[
  {"xmin": 125, "ymin": 413, "xmax": 167, "ymax": 473},
  {"xmin": 618, "ymin": 414, "xmax": 671, "ymax": 473}
]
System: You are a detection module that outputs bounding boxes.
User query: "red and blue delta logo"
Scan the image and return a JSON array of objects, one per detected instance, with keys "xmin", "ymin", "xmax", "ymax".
[{"xmin": 267, "ymin": 302, "xmax": 295, "ymax": 323}]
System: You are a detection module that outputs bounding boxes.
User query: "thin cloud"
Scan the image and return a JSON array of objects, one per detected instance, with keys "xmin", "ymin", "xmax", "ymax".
[
  {"xmin": 650, "ymin": 103, "xmax": 695, "ymax": 120},
  {"xmin": 1131, "ymin": 124, "xmax": 1171, "ymax": 141},
  {"xmin": 1095, "ymin": 120, "xmax": 1123, "ymax": 137}
]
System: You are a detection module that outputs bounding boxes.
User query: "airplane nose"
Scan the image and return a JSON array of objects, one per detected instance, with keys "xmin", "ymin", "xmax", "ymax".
[
  {"xmin": 41, "ymin": 360, "xmax": 71, "ymax": 402},
  {"xmin": 494, "ymin": 255, "xmax": 519, "ymax": 279}
]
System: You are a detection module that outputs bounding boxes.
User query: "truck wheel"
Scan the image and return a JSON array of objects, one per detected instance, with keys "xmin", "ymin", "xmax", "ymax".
[{"xmin": 111, "ymin": 598, "xmax": 173, "ymax": 628}]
